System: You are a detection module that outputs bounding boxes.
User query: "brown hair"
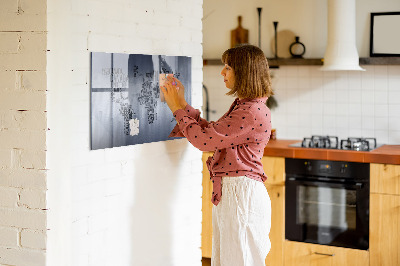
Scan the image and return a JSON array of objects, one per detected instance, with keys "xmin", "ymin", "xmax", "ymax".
[{"xmin": 221, "ymin": 44, "xmax": 273, "ymax": 99}]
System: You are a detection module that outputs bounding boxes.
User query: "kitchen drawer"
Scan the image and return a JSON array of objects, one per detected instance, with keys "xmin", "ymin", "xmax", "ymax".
[{"xmin": 284, "ymin": 241, "xmax": 369, "ymax": 266}]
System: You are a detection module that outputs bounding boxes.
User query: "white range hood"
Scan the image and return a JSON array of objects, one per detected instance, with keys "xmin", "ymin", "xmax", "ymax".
[{"xmin": 320, "ymin": 0, "xmax": 365, "ymax": 71}]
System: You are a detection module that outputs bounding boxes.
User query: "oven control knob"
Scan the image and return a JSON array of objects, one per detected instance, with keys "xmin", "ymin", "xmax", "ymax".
[
  {"xmin": 304, "ymin": 161, "xmax": 312, "ymax": 171},
  {"xmin": 340, "ymin": 164, "xmax": 347, "ymax": 174}
]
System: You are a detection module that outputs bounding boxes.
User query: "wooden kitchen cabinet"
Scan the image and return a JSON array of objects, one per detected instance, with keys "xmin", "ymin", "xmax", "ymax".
[
  {"xmin": 202, "ymin": 152, "xmax": 213, "ymax": 258},
  {"xmin": 264, "ymin": 184, "xmax": 285, "ymax": 266},
  {"xmin": 201, "ymin": 154, "xmax": 286, "ymax": 266},
  {"xmin": 261, "ymin": 156, "xmax": 285, "ymax": 186},
  {"xmin": 370, "ymin": 163, "xmax": 400, "ymax": 195},
  {"xmin": 284, "ymin": 241, "xmax": 369, "ymax": 266},
  {"xmin": 262, "ymin": 156, "xmax": 285, "ymax": 266},
  {"xmin": 370, "ymin": 193, "xmax": 400, "ymax": 266},
  {"xmin": 370, "ymin": 163, "xmax": 400, "ymax": 266}
]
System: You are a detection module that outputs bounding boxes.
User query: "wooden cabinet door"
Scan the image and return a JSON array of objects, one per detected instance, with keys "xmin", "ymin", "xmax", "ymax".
[
  {"xmin": 370, "ymin": 193, "xmax": 400, "ymax": 266},
  {"xmin": 262, "ymin": 156, "xmax": 285, "ymax": 186},
  {"xmin": 201, "ymin": 152, "xmax": 213, "ymax": 258},
  {"xmin": 370, "ymin": 163, "xmax": 400, "ymax": 195},
  {"xmin": 284, "ymin": 241, "xmax": 369, "ymax": 266},
  {"xmin": 264, "ymin": 184, "xmax": 284, "ymax": 266},
  {"xmin": 262, "ymin": 156, "xmax": 285, "ymax": 265}
]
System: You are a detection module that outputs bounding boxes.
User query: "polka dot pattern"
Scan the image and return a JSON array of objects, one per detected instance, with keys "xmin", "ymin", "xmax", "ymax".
[{"xmin": 169, "ymin": 97, "xmax": 272, "ymax": 206}]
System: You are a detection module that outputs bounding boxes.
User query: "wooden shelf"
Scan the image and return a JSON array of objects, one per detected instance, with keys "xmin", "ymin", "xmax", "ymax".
[
  {"xmin": 359, "ymin": 57, "xmax": 400, "ymax": 65},
  {"xmin": 203, "ymin": 57, "xmax": 400, "ymax": 67},
  {"xmin": 203, "ymin": 58, "xmax": 323, "ymax": 67},
  {"xmin": 268, "ymin": 58, "xmax": 322, "ymax": 67},
  {"xmin": 202, "ymin": 59, "xmax": 222, "ymax": 66}
]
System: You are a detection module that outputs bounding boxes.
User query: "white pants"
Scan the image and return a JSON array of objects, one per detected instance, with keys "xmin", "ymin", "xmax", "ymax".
[{"xmin": 212, "ymin": 176, "xmax": 271, "ymax": 266}]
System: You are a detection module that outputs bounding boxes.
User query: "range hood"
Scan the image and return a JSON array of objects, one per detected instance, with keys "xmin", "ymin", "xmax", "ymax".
[{"xmin": 320, "ymin": 0, "xmax": 365, "ymax": 71}]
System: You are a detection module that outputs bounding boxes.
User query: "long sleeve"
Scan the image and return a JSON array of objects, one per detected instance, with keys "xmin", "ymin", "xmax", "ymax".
[
  {"xmin": 169, "ymin": 104, "xmax": 210, "ymax": 137},
  {"xmin": 172, "ymin": 105, "xmax": 257, "ymax": 152}
]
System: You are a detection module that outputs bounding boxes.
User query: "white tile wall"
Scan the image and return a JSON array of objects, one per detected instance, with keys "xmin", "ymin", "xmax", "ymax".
[
  {"xmin": 276, "ymin": 65, "xmax": 400, "ymax": 144},
  {"xmin": 203, "ymin": 65, "xmax": 400, "ymax": 144}
]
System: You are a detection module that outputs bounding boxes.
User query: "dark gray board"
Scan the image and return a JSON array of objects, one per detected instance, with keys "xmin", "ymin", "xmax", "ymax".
[{"xmin": 90, "ymin": 52, "xmax": 192, "ymax": 150}]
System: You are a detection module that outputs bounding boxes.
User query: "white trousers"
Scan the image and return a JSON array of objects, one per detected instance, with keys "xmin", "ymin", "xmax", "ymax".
[{"xmin": 212, "ymin": 176, "xmax": 271, "ymax": 266}]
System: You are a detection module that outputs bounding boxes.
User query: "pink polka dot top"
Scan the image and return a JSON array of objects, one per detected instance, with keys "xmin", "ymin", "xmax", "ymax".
[{"xmin": 169, "ymin": 97, "xmax": 272, "ymax": 206}]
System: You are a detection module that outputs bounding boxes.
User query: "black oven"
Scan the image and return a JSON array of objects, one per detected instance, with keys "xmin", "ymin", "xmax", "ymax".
[{"xmin": 285, "ymin": 158, "xmax": 369, "ymax": 250}]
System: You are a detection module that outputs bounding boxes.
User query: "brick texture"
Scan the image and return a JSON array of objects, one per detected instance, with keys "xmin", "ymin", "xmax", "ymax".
[
  {"xmin": 0, "ymin": 187, "xmax": 19, "ymax": 208},
  {"xmin": 0, "ymin": 208, "xmax": 47, "ymax": 230},
  {"xmin": 3, "ymin": 0, "xmax": 204, "ymax": 265},
  {"xmin": 0, "ymin": 247, "xmax": 46, "ymax": 266},
  {"xmin": 21, "ymin": 229, "xmax": 47, "ymax": 249},
  {"xmin": 0, "ymin": 227, "xmax": 19, "ymax": 247},
  {"xmin": 0, "ymin": 0, "xmax": 47, "ymax": 264},
  {"xmin": 19, "ymin": 189, "xmax": 47, "ymax": 209},
  {"xmin": 46, "ymin": 0, "xmax": 203, "ymax": 265}
]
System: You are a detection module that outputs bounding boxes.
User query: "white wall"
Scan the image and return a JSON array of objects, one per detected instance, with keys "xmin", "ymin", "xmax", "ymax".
[
  {"xmin": 271, "ymin": 65, "xmax": 400, "ymax": 144},
  {"xmin": 0, "ymin": 0, "xmax": 48, "ymax": 265},
  {"xmin": 203, "ymin": 0, "xmax": 400, "ymax": 145},
  {"xmin": 204, "ymin": 0, "xmax": 326, "ymax": 59},
  {"xmin": 203, "ymin": 0, "xmax": 400, "ymax": 58},
  {"xmin": 47, "ymin": 0, "xmax": 203, "ymax": 266}
]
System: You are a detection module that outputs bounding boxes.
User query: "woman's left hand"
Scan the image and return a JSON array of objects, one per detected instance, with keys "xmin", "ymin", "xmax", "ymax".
[{"xmin": 161, "ymin": 76, "xmax": 184, "ymax": 114}]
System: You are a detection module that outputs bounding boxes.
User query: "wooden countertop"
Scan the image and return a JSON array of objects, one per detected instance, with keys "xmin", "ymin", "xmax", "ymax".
[{"xmin": 263, "ymin": 139, "xmax": 400, "ymax": 165}]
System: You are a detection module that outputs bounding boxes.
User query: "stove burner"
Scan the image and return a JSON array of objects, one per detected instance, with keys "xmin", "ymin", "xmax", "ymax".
[
  {"xmin": 340, "ymin": 137, "xmax": 377, "ymax": 151},
  {"xmin": 301, "ymin": 135, "xmax": 339, "ymax": 149},
  {"xmin": 295, "ymin": 136, "xmax": 378, "ymax": 151}
]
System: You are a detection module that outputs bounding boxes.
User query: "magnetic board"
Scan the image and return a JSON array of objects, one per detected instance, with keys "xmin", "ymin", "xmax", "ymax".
[{"xmin": 90, "ymin": 52, "xmax": 192, "ymax": 150}]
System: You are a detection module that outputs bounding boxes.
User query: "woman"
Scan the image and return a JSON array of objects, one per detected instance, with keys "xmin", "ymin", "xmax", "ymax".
[{"xmin": 161, "ymin": 44, "xmax": 273, "ymax": 266}]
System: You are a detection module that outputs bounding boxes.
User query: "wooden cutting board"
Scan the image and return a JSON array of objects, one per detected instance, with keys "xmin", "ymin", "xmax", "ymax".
[{"xmin": 231, "ymin": 16, "xmax": 249, "ymax": 48}]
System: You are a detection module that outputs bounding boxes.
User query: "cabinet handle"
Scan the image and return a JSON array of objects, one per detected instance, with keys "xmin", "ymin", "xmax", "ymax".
[{"xmin": 314, "ymin": 252, "xmax": 335, "ymax": 257}]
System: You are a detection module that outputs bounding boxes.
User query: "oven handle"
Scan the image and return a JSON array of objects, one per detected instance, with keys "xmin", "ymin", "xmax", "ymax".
[
  {"xmin": 314, "ymin": 252, "xmax": 335, "ymax": 257},
  {"xmin": 286, "ymin": 177, "xmax": 364, "ymax": 189}
]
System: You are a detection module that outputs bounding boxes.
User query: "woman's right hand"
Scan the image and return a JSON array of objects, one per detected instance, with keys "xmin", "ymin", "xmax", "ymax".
[{"xmin": 168, "ymin": 76, "xmax": 187, "ymax": 108}]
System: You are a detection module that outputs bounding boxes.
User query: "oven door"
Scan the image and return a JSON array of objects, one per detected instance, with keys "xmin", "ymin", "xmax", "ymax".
[{"xmin": 285, "ymin": 177, "xmax": 369, "ymax": 250}]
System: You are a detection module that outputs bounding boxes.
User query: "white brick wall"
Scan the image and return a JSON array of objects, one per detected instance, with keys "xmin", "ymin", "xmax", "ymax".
[
  {"xmin": 0, "ymin": 227, "xmax": 19, "ymax": 247},
  {"xmin": 0, "ymin": 247, "xmax": 46, "ymax": 266},
  {"xmin": 0, "ymin": 0, "xmax": 48, "ymax": 265},
  {"xmin": 0, "ymin": 187, "xmax": 19, "ymax": 208},
  {"xmin": 47, "ymin": 1, "xmax": 203, "ymax": 266},
  {"xmin": 21, "ymin": 229, "xmax": 47, "ymax": 250}
]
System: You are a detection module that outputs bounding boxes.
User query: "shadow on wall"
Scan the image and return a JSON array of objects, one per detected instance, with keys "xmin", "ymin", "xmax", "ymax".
[{"xmin": 129, "ymin": 139, "xmax": 190, "ymax": 265}]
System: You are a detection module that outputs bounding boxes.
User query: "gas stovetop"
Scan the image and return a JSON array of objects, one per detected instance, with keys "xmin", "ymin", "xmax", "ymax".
[{"xmin": 289, "ymin": 135, "xmax": 382, "ymax": 151}]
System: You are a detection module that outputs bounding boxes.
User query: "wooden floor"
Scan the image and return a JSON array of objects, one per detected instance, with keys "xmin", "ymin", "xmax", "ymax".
[{"xmin": 202, "ymin": 257, "xmax": 211, "ymax": 266}]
